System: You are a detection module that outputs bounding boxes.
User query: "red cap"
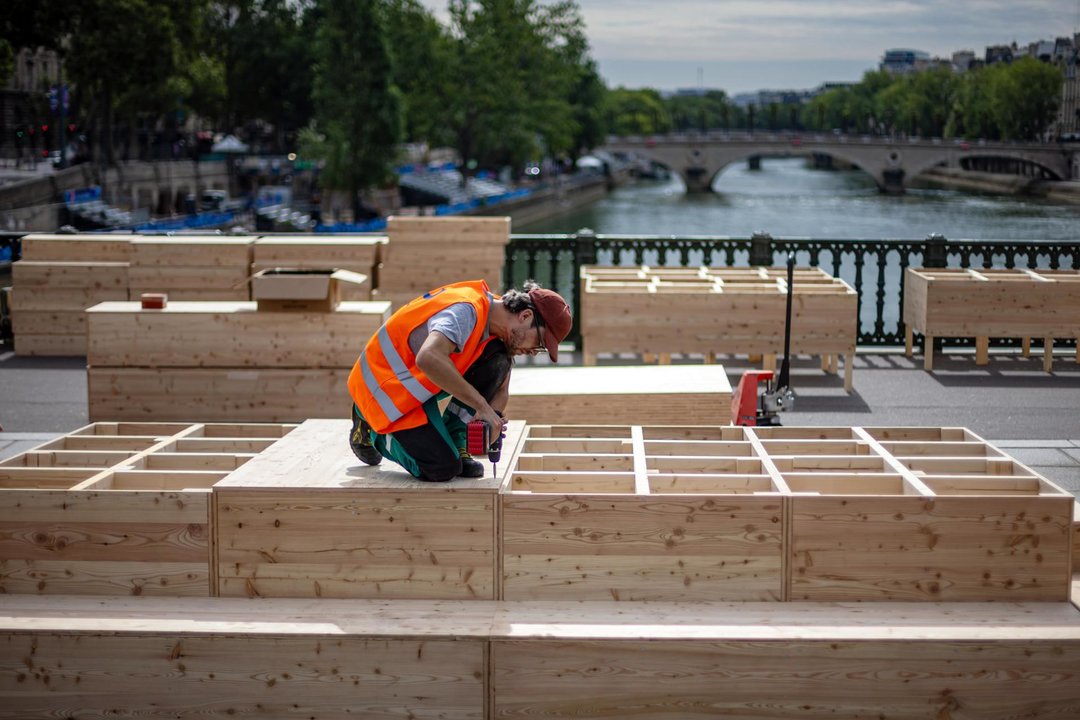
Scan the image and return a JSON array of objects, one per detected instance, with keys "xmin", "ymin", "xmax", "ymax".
[{"xmin": 528, "ymin": 287, "xmax": 572, "ymax": 362}]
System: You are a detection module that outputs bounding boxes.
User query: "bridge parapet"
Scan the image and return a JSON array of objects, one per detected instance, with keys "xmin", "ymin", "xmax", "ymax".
[{"xmin": 603, "ymin": 133, "xmax": 1073, "ymax": 193}]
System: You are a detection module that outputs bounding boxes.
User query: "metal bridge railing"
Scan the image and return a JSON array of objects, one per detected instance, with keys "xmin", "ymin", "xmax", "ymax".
[{"xmin": 504, "ymin": 232, "xmax": 1080, "ymax": 348}]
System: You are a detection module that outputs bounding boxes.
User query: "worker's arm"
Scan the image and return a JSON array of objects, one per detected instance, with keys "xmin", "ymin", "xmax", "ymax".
[{"xmin": 415, "ymin": 332, "xmax": 506, "ymax": 432}]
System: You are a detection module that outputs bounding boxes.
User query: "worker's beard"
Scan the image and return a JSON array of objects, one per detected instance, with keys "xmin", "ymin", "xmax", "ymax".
[{"xmin": 508, "ymin": 326, "xmax": 530, "ymax": 356}]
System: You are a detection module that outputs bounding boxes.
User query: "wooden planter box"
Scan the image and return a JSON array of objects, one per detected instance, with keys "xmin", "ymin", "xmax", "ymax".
[
  {"xmin": 502, "ymin": 424, "xmax": 1074, "ymax": 603},
  {"xmin": 580, "ymin": 266, "xmax": 858, "ymax": 391},
  {"xmin": 501, "ymin": 424, "xmax": 785, "ymax": 601},
  {"xmin": 903, "ymin": 267, "xmax": 1080, "ymax": 371},
  {"xmin": 213, "ymin": 419, "xmax": 521, "ymax": 600},
  {"xmin": 0, "ymin": 422, "xmax": 295, "ymax": 596},
  {"xmin": 86, "ymin": 300, "xmax": 389, "ymax": 422},
  {"xmin": 781, "ymin": 425, "xmax": 1073, "ymax": 602}
]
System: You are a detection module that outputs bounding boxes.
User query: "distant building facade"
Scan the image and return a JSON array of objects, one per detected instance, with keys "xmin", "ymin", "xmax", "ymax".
[{"xmin": 880, "ymin": 49, "xmax": 930, "ymax": 74}]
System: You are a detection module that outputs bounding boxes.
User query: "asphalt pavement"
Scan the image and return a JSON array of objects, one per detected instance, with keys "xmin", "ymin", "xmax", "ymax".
[{"xmin": 1, "ymin": 346, "xmax": 1078, "ymax": 496}]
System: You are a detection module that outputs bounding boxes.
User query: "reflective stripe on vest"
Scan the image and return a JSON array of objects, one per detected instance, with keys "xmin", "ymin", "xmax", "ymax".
[
  {"xmin": 357, "ymin": 325, "xmax": 438, "ymax": 423},
  {"xmin": 348, "ymin": 280, "xmax": 493, "ymax": 434}
]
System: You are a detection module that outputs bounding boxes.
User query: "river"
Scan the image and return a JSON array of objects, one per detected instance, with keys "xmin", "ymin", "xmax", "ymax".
[
  {"xmin": 520, "ymin": 158, "xmax": 1080, "ymax": 240},
  {"xmin": 513, "ymin": 158, "xmax": 1079, "ymax": 341}
]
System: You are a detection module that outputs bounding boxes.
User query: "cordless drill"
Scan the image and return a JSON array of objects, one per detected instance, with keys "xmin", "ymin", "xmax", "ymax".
[{"xmin": 466, "ymin": 413, "xmax": 504, "ymax": 479}]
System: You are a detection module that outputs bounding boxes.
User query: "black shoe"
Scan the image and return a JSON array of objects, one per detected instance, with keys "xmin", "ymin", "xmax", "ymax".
[
  {"xmin": 350, "ymin": 412, "xmax": 382, "ymax": 466},
  {"xmin": 458, "ymin": 457, "xmax": 485, "ymax": 478}
]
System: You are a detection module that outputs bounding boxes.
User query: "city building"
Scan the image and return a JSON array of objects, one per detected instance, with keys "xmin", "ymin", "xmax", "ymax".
[
  {"xmin": 880, "ymin": 49, "xmax": 930, "ymax": 74},
  {"xmin": 951, "ymin": 50, "xmax": 976, "ymax": 72}
]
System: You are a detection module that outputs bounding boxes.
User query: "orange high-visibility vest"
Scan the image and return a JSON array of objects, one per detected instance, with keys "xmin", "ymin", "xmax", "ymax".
[{"xmin": 348, "ymin": 280, "xmax": 494, "ymax": 434}]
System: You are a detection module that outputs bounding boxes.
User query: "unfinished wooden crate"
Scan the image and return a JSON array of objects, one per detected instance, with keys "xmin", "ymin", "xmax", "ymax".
[
  {"xmin": 375, "ymin": 216, "xmax": 510, "ymax": 310},
  {"xmin": 11, "ymin": 233, "xmax": 136, "ymax": 356},
  {"xmin": 85, "ymin": 300, "xmax": 390, "ymax": 422},
  {"xmin": 504, "ymin": 365, "xmax": 732, "ymax": 425},
  {"xmin": 503, "ymin": 424, "xmax": 1074, "ymax": 602},
  {"xmin": 580, "ymin": 265, "xmax": 858, "ymax": 391},
  {"xmin": 252, "ymin": 234, "xmax": 386, "ymax": 300},
  {"xmin": 128, "ymin": 237, "xmax": 254, "ymax": 301},
  {"xmin": 502, "ymin": 424, "xmax": 785, "ymax": 601},
  {"xmin": 0, "ymin": 421, "xmax": 295, "ymax": 596},
  {"xmin": 214, "ymin": 418, "xmax": 524, "ymax": 600},
  {"xmin": 904, "ymin": 267, "xmax": 1080, "ymax": 371}
]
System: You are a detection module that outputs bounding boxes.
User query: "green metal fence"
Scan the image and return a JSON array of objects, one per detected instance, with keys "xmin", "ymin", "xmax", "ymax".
[{"xmin": 504, "ymin": 232, "xmax": 1080, "ymax": 347}]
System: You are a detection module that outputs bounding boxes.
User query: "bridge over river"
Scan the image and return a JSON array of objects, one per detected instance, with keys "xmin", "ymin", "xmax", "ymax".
[{"xmin": 603, "ymin": 131, "xmax": 1075, "ymax": 194}]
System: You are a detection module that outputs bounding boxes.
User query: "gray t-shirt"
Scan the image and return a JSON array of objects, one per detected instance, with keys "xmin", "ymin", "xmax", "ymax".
[{"xmin": 407, "ymin": 302, "xmax": 482, "ymax": 356}]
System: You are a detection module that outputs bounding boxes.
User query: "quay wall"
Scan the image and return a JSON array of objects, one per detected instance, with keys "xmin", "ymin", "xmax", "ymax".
[
  {"xmin": 469, "ymin": 173, "xmax": 610, "ymax": 228},
  {"xmin": 0, "ymin": 161, "xmax": 230, "ymax": 231},
  {"xmin": 915, "ymin": 166, "xmax": 1080, "ymax": 204}
]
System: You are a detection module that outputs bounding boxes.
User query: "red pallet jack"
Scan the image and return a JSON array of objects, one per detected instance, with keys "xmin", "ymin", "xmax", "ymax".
[{"xmin": 731, "ymin": 254, "xmax": 796, "ymax": 426}]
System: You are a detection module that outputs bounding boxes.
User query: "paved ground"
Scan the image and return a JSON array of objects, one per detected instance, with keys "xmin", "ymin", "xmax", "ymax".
[{"xmin": 1, "ymin": 346, "xmax": 1078, "ymax": 495}]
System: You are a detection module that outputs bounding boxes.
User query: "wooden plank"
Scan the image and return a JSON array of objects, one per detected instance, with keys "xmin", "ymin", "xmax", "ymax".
[
  {"xmin": 12, "ymin": 261, "xmax": 128, "ymax": 289},
  {"xmin": 18, "ymin": 233, "xmax": 134, "ymax": 262},
  {"xmin": 86, "ymin": 300, "xmax": 389, "ymax": 368},
  {"xmin": 215, "ymin": 490, "xmax": 496, "ymax": 599},
  {"xmin": 127, "ymin": 265, "xmax": 251, "ymax": 289},
  {"xmin": 501, "ymin": 493, "xmax": 783, "ymax": 601},
  {"xmin": 0, "ymin": 630, "xmax": 483, "ymax": 719},
  {"xmin": 12, "ymin": 333, "xmax": 86, "ymax": 356},
  {"xmin": 12, "ymin": 286, "xmax": 128, "ymax": 310},
  {"xmin": 10, "ymin": 309, "xmax": 86, "ymax": 336},
  {"xmin": 789, "ymin": 495, "xmax": 1073, "ymax": 601},
  {"xmin": 129, "ymin": 237, "xmax": 253, "ymax": 266},
  {"xmin": 493, "ymin": 633, "xmax": 1080, "ymax": 719},
  {"xmin": 88, "ymin": 368, "xmax": 354, "ymax": 422},
  {"xmin": 504, "ymin": 365, "xmax": 732, "ymax": 425}
]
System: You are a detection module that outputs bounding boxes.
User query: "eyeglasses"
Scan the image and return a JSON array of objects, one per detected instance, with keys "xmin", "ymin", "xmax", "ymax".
[{"xmin": 526, "ymin": 315, "xmax": 547, "ymax": 355}]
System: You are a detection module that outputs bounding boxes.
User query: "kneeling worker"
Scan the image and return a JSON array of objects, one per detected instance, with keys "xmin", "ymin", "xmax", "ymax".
[{"xmin": 347, "ymin": 279, "xmax": 571, "ymax": 481}]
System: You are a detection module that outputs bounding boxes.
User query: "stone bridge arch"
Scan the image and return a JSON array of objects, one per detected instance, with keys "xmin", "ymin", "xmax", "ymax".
[{"xmin": 603, "ymin": 134, "xmax": 1074, "ymax": 194}]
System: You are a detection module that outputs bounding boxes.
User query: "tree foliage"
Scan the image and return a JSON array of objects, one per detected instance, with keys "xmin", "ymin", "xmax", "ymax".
[
  {"xmin": 309, "ymin": 0, "xmax": 403, "ymax": 215},
  {"xmin": 803, "ymin": 61, "xmax": 1062, "ymax": 141}
]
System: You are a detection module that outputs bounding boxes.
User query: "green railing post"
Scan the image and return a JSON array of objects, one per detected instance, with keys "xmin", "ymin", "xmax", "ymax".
[
  {"xmin": 924, "ymin": 233, "xmax": 947, "ymax": 268},
  {"xmin": 571, "ymin": 227, "xmax": 598, "ymax": 347},
  {"xmin": 750, "ymin": 231, "xmax": 773, "ymax": 266}
]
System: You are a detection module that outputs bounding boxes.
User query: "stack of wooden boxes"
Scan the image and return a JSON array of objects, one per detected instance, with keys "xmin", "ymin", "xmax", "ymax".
[
  {"xmin": 85, "ymin": 271, "xmax": 390, "ymax": 422},
  {"xmin": 11, "ymin": 234, "xmax": 134, "ymax": 356},
  {"xmin": 580, "ymin": 265, "xmax": 859, "ymax": 391},
  {"xmin": 128, "ymin": 237, "xmax": 254, "ymax": 301},
  {"xmin": 251, "ymin": 234, "xmax": 386, "ymax": 301},
  {"xmin": 376, "ymin": 216, "xmax": 510, "ymax": 310}
]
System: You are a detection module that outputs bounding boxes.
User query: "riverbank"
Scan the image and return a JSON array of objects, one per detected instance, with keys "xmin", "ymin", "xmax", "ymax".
[
  {"xmin": 916, "ymin": 167, "xmax": 1080, "ymax": 205},
  {"xmin": 469, "ymin": 171, "xmax": 623, "ymax": 229}
]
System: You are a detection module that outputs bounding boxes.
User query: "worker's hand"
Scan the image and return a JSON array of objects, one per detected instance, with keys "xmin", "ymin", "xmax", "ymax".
[{"xmin": 474, "ymin": 403, "xmax": 507, "ymax": 446}]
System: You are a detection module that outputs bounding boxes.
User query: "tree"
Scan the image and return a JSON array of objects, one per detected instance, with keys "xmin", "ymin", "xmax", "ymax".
[
  {"xmin": 604, "ymin": 87, "xmax": 669, "ymax": 135},
  {"xmin": 438, "ymin": 0, "xmax": 601, "ymax": 179},
  {"xmin": 310, "ymin": 0, "xmax": 403, "ymax": 219},
  {"xmin": 201, "ymin": 0, "xmax": 315, "ymax": 149},
  {"xmin": 990, "ymin": 57, "xmax": 1062, "ymax": 140},
  {"xmin": 384, "ymin": 0, "xmax": 452, "ymax": 146},
  {"xmin": 64, "ymin": 0, "xmax": 198, "ymax": 165}
]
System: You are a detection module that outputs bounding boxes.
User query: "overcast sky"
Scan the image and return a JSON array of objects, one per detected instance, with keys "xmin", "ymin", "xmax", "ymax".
[{"xmin": 418, "ymin": 0, "xmax": 1080, "ymax": 94}]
